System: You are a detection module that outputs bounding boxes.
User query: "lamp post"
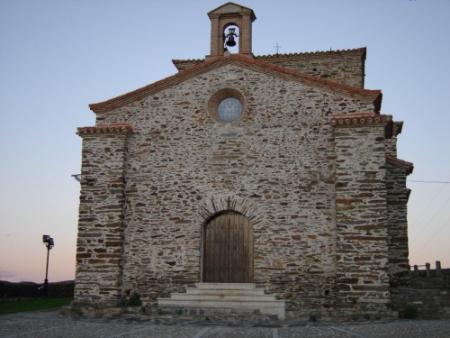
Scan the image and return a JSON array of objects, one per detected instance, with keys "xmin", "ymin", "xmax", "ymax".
[{"xmin": 42, "ymin": 235, "xmax": 54, "ymax": 296}]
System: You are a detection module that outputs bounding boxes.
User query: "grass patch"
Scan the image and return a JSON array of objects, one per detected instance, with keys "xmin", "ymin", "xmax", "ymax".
[{"xmin": 0, "ymin": 298, "xmax": 72, "ymax": 315}]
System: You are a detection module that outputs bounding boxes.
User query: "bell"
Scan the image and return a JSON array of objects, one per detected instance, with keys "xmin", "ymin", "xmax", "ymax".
[
  {"xmin": 224, "ymin": 27, "xmax": 237, "ymax": 47},
  {"xmin": 225, "ymin": 35, "xmax": 236, "ymax": 47}
]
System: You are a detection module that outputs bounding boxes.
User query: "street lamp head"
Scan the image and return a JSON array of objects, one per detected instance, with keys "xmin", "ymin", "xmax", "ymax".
[{"xmin": 42, "ymin": 234, "xmax": 54, "ymax": 249}]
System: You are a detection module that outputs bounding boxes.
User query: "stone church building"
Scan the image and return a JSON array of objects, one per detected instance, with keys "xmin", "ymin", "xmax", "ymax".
[{"xmin": 74, "ymin": 3, "xmax": 413, "ymax": 320}]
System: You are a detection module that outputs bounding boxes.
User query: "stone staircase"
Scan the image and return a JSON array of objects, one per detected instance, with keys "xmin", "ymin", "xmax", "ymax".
[{"xmin": 158, "ymin": 283, "xmax": 285, "ymax": 320}]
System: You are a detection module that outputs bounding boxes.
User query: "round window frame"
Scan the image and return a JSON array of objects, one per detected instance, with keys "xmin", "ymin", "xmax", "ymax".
[{"xmin": 208, "ymin": 88, "xmax": 246, "ymax": 124}]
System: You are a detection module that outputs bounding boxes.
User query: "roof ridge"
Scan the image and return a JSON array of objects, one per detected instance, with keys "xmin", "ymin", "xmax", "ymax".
[
  {"xmin": 255, "ymin": 47, "xmax": 366, "ymax": 59},
  {"xmin": 172, "ymin": 47, "xmax": 366, "ymax": 65},
  {"xmin": 207, "ymin": 2, "xmax": 255, "ymax": 17},
  {"xmin": 90, "ymin": 55, "xmax": 381, "ymax": 114},
  {"xmin": 172, "ymin": 58, "xmax": 203, "ymax": 63}
]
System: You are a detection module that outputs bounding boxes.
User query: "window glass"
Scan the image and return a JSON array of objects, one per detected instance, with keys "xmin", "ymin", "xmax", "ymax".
[{"xmin": 218, "ymin": 97, "xmax": 242, "ymax": 122}]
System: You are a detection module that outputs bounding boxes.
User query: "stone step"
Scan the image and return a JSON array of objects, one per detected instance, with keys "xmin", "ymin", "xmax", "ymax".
[
  {"xmin": 157, "ymin": 298, "xmax": 285, "ymax": 319},
  {"xmin": 169, "ymin": 293, "xmax": 276, "ymax": 302},
  {"xmin": 158, "ymin": 283, "xmax": 286, "ymax": 319},
  {"xmin": 195, "ymin": 283, "xmax": 256, "ymax": 290},
  {"xmin": 186, "ymin": 287, "xmax": 266, "ymax": 296}
]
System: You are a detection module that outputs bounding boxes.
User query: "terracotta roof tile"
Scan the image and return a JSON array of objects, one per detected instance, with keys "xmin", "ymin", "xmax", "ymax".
[
  {"xmin": 172, "ymin": 47, "xmax": 366, "ymax": 68},
  {"xmin": 207, "ymin": 2, "xmax": 256, "ymax": 20},
  {"xmin": 90, "ymin": 54, "xmax": 381, "ymax": 114},
  {"xmin": 77, "ymin": 123, "xmax": 133, "ymax": 136},
  {"xmin": 255, "ymin": 47, "xmax": 366, "ymax": 60}
]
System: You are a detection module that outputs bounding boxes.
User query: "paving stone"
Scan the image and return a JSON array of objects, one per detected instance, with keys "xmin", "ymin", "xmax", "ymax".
[{"xmin": 2, "ymin": 312, "xmax": 450, "ymax": 338}]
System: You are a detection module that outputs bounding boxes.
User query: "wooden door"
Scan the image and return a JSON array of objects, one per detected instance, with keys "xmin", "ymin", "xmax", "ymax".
[{"xmin": 203, "ymin": 212, "xmax": 253, "ymax": 283}]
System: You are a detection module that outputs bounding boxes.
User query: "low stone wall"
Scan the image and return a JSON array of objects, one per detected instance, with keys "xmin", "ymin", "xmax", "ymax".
[{"xmin": 391, "ymin": 263, "xmax": 450, "ymax": 319}]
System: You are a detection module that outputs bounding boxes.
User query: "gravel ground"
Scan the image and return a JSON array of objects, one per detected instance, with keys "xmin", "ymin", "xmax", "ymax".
[{"xmin": 1, "ymin": 311, "xmax": 450, "ymax": 338}]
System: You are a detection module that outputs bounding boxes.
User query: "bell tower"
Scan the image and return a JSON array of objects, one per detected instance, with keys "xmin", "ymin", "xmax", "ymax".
[{"xmin": 207, "ymin": 2, "xmax": 256, "ymax": 57}]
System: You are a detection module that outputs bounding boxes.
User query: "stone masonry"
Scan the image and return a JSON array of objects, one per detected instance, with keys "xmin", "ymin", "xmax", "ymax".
[
  {"xmin": 174, "ymin": 47, "xmax": 366, "ymax": 88},
  {"xmin": 75, "ymin": 125, "xmax": 132, "ymax": 306},
  {"xmin": 73, "ymin": 2, "xmax": 413, "ymax": 320}
]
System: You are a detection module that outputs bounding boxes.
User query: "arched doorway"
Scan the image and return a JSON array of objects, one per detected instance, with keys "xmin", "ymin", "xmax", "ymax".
[{"xmin": 203, "ymin": 211, "xmax": 253, "ymax": 283}]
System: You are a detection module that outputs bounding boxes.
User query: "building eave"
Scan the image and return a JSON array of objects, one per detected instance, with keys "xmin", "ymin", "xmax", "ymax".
[
  {"xmin": 90, "ymin": 54, "xmax": 381, "ymax": 114},
  {"xmin": 386, "ymin": 155, "xmax": 414, "ymax": 175},
  {"xmin": 77, "ymin": 123, "xmax": 134, "ymax": 136}
]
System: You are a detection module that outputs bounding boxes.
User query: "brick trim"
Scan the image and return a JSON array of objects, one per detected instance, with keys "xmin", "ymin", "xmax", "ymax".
[
  {"xmin": 89, "ymin": 54, "xmax": 382, "ymax": 114},
  {"xmin": 386, "ymin": 155, "xmax": 414, "ymax": 175},
  {"xmin": 77, "ymin": 123, "xmax": 133, "ymax": 136},
  {"xmin": 332, "ymin": 112, "xmax": 392, "ymax": 127}
]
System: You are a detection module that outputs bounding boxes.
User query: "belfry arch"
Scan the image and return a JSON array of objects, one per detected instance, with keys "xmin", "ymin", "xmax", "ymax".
[
  {"xmin": 222, "ymin": 23, "xmax": 240, "ymax": 53},
  {"xmin": 207, "ymin": 2, "xmax": 256, "ymax": 57}
]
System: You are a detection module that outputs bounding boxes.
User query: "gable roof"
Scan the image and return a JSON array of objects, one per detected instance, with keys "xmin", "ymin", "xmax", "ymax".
[
  {"xmin": 89, "ymin": 54, "xmax": 382, "ymax": 114},
  {"xmin": 207, "ymin": 2, "xmax": 256, "ymax": 21},
  {"xmin": 172, "ymin": 47, "xmax": 366, "ymax": 71}
]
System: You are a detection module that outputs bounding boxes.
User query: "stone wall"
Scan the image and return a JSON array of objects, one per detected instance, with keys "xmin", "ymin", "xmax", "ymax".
[
  {"xmin": 385, "ymin": 137, "xmax": 397, "ymax": 157},
  {"xmin": 256, "ymin": 49, "xmax": 365, "ymax": 88},
  {"xmin": 334, "ymin": 123, "xmax": 391, "ymax": 316},
  {"xmin": 386, "ymin": 164, "xmax": 410, "ymax": 276},
  {"xmin": 74, "ymin": 127, "xmax": 130, "ymax": 307},
  {"xmin": 89, "ymin": 63, "xmax": 376, "ymax": 317},
  {"xmin": 385, "ymin": 122, "xmax": 403, "ymax": 157},
  {"xmin": 391, "ymin": 265, "xmax": 450, "ymax": 319},
  {"xmin": 173, "ymin": 48, "xmax": 366, "ymax": 88},
  {"xmin": 74, "ymin": 58, "xmax": 408, "ymax": 320}
]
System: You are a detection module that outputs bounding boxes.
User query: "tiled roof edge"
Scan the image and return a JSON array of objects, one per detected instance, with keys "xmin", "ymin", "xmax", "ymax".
[
  {"xmin": 90, "ymin": 54, "xmax": 381, "ymax": 114},
  {"xmin": 256, "ymin": 47, "xmax": 366, "ymax": 60},
  {"xmin": 77, "ymin": 123, "xmax": 133, "ymax": 136},
  {"xmin": 172, "ymin": 47, "xmax": 367, "ymax": 66}
]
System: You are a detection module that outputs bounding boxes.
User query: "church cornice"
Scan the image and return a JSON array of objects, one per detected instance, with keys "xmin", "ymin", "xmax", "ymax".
[
  {"xmin": 386, "ymin": 155, "xmax": 414, "ymax": 175},
  {"xmin": 331, "ymin": 112, "xmax": 392, "ymax": 128},
  {"xmin": 77, "ymin": 123, "xmax": 133, "ymax": 136},
  {"xmin": 393, "ymin": 121, "xmax": 403, "ymax": 136},
  {"xmin": 89, "ymin": 54, "xmax": 381, "ymax": 114},
  {"xmin": 332, "ymin": 112, "xmax": 393, "ymax": 138}
]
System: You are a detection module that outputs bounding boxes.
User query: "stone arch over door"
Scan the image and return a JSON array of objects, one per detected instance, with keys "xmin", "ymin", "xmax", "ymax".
[{"xmin": 203, "ymin": 211, "xmax": 253, "ymax": 283}]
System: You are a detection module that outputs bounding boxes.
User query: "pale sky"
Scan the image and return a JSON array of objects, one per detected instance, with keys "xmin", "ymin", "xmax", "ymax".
[{"xmin": 1, "ymin": 0, "xmax": 449, "ymax": 282}]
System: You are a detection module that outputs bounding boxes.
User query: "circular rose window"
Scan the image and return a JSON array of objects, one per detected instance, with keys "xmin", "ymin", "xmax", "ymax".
[
  {"xmin": 218, "ymin": 97, "xmax": 243, "ymax": 122},
  {"xmin": 208, "ymin": 88, "xmax": 246, "ymax": 123}
]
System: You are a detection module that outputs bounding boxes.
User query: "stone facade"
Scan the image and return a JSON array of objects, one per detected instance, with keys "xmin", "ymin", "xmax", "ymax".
[
  {"xmin": 334, "ymin": 121, "xmax": 390, "ymax": 316},
  {"xmin": 75, "ymin": 125, "xmax": 132, "ymax": 306},
  {"xmin": 174, "ymin": 48, "xmax": 366, "ymax": 88},
  {"xmin": 386, "ymin": 156, "xmax": 412, "ymax": 276},
  {"xmin": 73, "ymin": 2, "xmax": 413, "ymax": 320}
]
